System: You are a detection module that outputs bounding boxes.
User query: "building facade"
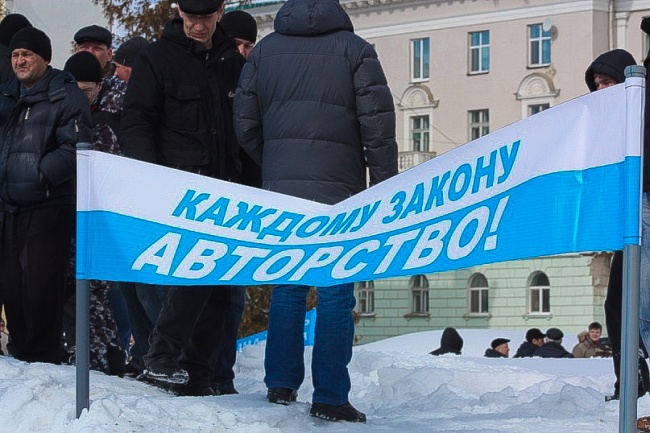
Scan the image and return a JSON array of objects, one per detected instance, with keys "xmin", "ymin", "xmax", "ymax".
[{"xmin": 246, "ymin": 0, "xmax": 650, "ymax": 343}]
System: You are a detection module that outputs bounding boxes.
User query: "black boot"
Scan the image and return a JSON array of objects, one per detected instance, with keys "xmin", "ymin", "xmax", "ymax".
[
  {"xmin": 267, "ymin": 387, "xmax": 297, "ymax": 405},
  {"xmin": 309, "ymin": 401, "xmax": 366, "ymax": 423}
]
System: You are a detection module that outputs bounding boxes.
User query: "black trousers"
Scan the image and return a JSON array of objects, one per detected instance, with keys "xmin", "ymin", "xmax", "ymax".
[
  {"xmin": 605, "ymin": 250, "xmax": 648, "ymax": 394},
  {"xmin": 145, "ymin": 285, "xmax": 231, "ymax": 390},
  {"xmin": 0, "ymin": 204, "xmax": 74, "ymax": 363}
]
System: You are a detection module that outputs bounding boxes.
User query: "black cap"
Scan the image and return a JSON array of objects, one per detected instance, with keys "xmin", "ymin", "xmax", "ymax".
[
  {"xmin": 177, "ymin": 0, "xmax": 225, "ymax": 15},
  {"xmin": 114, "ymin": 36, "xmax": 149, "ymax": 67},
  {"xmin": 0, "ymin": 14, "xmax": 32, "ymax": 46},
  {"xmin": 546, "ymin": 328, "xmax": 564, "ymax": 341},
  {"xmin": 525, "ymin": 328, "xmax": 545, "ymax": 342},
  {"xmin": 220, "ymin": 10, "xmax": 257, "ymax": 43},
  {"xmin": 64, "ymin": 51, "xmax": 102, "ymax": 83},
  {"xmin": 74, "ymin": 25, "xmax": 112, "ymax": 47},
  {"xmin": 10, "ymin": 27, "xmax": 51, "ymax": 62},
  {"xmin": 491, "ymin": 338, "xmax": 510, "ymax": 349}
]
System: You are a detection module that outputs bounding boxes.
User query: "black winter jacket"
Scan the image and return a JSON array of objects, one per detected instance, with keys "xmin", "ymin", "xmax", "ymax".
[
  {"xmin": 0, "ymin": 67, "xmax": 92, "ymax": 208},
  {"xmin": 122, "ymin": 19, "xmax": 246, "ymax": 181},
  {"xmin": 513, "ymin": 341, "xmax": 538, "ymax": 358},
  {"xmin": 533, "ymin": 341, "xmax": 574, "ymax": 358},
  {"xmin": 0, "ymin": 44, "xmax": 13, "ymax": 85},
  {"xmin": 234, "ymin": 0, "xmax": 397, "ymax": 205}
]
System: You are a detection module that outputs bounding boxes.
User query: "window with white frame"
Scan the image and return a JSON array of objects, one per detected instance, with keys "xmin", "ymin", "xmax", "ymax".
[
  {"xmin": 469, "ymin": 273, "xmax": 489, "ymax": 314},
  {"xmin": 411, "ymin": 275, "xmax": 429, "ymax": 314},
  {"xmin": 468, "ymin": 109, "xmax": 489, "ymax": 141},
  {"xmin": 528, "ymin": 103, "xmax": 550, "ymax": 116},
  {"xmin": 411, "ymin": 38, "xmax": 430, "ymax": 82},
  {"xmin": 356, "ymin": 281, "xmax": 375, "ymax": 315},
  {"xmin": 529, "ymin": 272, "xmax": 550, "ymax": 314},
  {"xmin": 411, "ymin": 115, "xmax": 430, "ymax": 152},
  {"xmin": 469, "ymin": 30, "xmax": 489, "ymax": 73},
  {"xmin": 528, "ymin": 24, "xmax": 551, "ymax": 67}
]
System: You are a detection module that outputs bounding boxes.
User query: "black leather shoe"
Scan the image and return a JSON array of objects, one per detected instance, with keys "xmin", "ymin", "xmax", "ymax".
[
  {"xmin": 309, "ymin": 401, "xmax": 366, "ymax": 423},
  {"xmin": 143, "ymin": 358, "xmax": 189, "ymax": 385},
  {"xmin": 267, "ymin": 387, "xmax": 297, "ymax": 405},
  {"xmin": 171, "ymin": 384, "xmax": 216, "ymax": 397},
  {"xmin": 212, "ymin": 383, "xmax": 239, "ymax": 396}
]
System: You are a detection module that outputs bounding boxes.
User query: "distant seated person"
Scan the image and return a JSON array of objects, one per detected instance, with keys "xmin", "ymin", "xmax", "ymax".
[
  {"xmin": 484, "ymin": 338, "xmax": 510, "ymax": 358},
  {"xmin": 572, "ymin": 322, "xmax": 610, "ymax": 358},
  {"xmin": 429, "ymin": 327, "xmax": 463, "ymax": 356},
  {"xmin": 534, "ymin": 328, "xmax": 574, "ymax": 358},
  {"xmin": 513, "ymin": 328, "xmax": 546, "ymax": 358}
]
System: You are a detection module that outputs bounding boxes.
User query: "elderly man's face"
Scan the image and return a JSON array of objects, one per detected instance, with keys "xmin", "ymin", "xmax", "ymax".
[
  {"xmin": 77, "ymin": 81, "xmax": 102, "ymax": 104},
  {"xmin": 12, "ymin": 49, "xmax": 48, "ymax": 88},
  {"xmin": 178, "ymin": 3, "xmax": 225, "ymax": 48},
  {"xmin": 495, "ymin": 342, "xmax": 510, "ymax": 357}
]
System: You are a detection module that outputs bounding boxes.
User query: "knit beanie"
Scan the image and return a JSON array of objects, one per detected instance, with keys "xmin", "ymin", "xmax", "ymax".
[
  {"xmin": 9, "ymin": 27, "xmax": 52, "ymax": 62},
  {"xmin": 114, "ymin": 36, "xmax": 149, "ymax": 66},
  {"xmin": 0, "ymin": 14, "xmax": 32, "ymax": 47},
  {"xmin": 220, "ymin": 10, "xmax": 257, "ymax": 43},
  {"xmin": 64, "ymin": 51, "xmax": 102, "ymax": 83}
]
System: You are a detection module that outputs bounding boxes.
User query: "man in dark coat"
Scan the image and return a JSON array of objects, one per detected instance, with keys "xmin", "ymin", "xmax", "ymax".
[
  {"xmin": 533, "ymin": 328, "xmax": 574, "ymax": 358},
  {"xmin": 0, "ymin": 27, "xmax": 92, "ymax": 364},
  {"xmin": 484, "ymin": 338, "xmax": 510, "ymax": 358},
  {"xmin": 234, "ymin": 0, "xmax": 397, "ymax": 422},
  {"xmin": 430, "ymin": 327, "xmax": 463, "ymax": 356},
  {"xmin": 121, "ymin": 0, "xmax": 248, "ymax": 396},
  {"xmin": 0, "ymin": 14, "xmax": 31, "ymax": 85},
  {"xmin": 513, "ymin": 328, "xmax": 545, "ymax": 358}
]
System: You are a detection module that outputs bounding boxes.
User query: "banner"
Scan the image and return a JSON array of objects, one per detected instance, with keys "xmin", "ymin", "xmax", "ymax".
[{"xmin": 76, "ymin": 81, "xmax": 642, "ymax": 286}]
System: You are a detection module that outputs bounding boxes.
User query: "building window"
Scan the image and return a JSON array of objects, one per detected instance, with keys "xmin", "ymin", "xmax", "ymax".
[
  {"xmin": 528, "ymin": 103, "xmax": 550, "ymax": 116},
  {"xmin": 411, "ymin": 38, "xmax": 430, "ymax": 82},
  {"xmin": 356, "ymin": 281, "xmax": 375, "ymax": 315},
  {"xmin": 529, "ymin": 272, "xmax": 550, "ymax": 314},
  {"xmin": 411, "ymin": 115, "xmax": 430, "ymax": 152},
  {"xmin": 411, "ymin": 274, "xmax": 429, "ymax": 314},
  {"xmin": 468, "ymin": 109, "xmax": 489, "ymax": 140},
  {"xmin": 469, "ymin": 30, "xmax": 489, "ymax": 73},
  {"xmin": 528, "ymin": 24, "xmax": 551, "ymax": 67},
  {"xmin": 469, "ymin": 273, "xmax": 489, "ymax": 314}
]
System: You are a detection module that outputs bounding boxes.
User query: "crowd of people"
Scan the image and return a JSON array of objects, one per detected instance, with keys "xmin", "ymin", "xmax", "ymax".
[
  {"xmin": 1, "ymin": 0, "xmax": 650, "ymax": 427},
  {"xmin": 0, "ymin": 0, "xmax": 397, "ymax": 424}
]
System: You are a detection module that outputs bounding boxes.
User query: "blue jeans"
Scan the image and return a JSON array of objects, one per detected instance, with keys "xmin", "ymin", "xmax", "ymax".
[
  {"xmin": 639, "ymin": 193, "xmax": 650, "ymax": 352},
  {"xmin": 264, "ymin": 283, "xmax": 355, "ymax": 405},
  {"xmin": 118, "ymin": 282, "xmax": 164, "ymax": 371}
]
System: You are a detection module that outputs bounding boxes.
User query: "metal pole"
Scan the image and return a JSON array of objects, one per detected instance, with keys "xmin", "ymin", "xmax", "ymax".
[
  {"xmin": 620, "ymin": 245, "xmax": 641, "ymax": 432},
  {"xmin": 620, "ymin": 65, "xmax": 646, "ymax": 433},
  {"xmin": 75, "ymin": 142, "xmax": 93, "ymax": 418}
]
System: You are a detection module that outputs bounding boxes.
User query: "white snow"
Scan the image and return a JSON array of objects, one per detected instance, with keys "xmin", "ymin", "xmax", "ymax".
[{"xmin": 0, "ymin": 329, "xmax": 644, "ymax": 432}]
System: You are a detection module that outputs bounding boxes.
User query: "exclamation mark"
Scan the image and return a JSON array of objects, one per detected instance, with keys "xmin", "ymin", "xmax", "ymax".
[{"xmin": 484, "ymin": 196, "xmax": 509, "ymax": 250}]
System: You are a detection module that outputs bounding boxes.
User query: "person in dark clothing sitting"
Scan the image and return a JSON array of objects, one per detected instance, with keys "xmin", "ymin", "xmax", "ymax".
[
  {"xmin": 513, "ymin": 328, "xmax": 546, "ymax": 358},
  {"xmin": 533, "ymin": 328, "xmax": 574, "ymax": 358},
  {"xmin": 430, "ymin": 328, "xmax": 463, "ymax": 356},
  {"xmin": 484, "ymin": 338, "xmax": 510, "ymax": 358}
]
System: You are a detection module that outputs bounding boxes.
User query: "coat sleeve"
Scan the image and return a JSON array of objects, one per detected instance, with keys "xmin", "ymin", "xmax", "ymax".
[
  {"xmin": 121, "ymin": 51, "xmax": 163, "ymax": 163},
  {"xmin": 40, "ymin": 85, "xmax": 92, "ymax": 187},
  {"xmin": 353, "ymin": 43, "xmax": 398, "ymax": 186},
  {"xmin": 233, "ymin": 52, "xmax": 264, "ymax": 166}
]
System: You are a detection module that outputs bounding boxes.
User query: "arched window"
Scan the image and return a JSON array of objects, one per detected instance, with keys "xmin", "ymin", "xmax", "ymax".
[
  {"xmin": 469, "ymin": 273, "xmax": 489, "ymax": 314},
  {"xmin": 410, "ymin": 275, "xmax": 429, "ymax": 314},
  {"xmin": 356, "ymin": 281, "xmax": 375, "ymax": 315},
  {"xmin": 529, "ymin": 272, "xmax": 550, "ymax": 314}
]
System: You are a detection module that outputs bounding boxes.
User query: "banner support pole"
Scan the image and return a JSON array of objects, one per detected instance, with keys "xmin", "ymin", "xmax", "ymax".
[
  {"xmin": 620, "ymin": 65, "xmax": 646, "ymax": 433},
  {"xmin": 75, "ymin": 142, "xmax": 93, "ymax": 419}
]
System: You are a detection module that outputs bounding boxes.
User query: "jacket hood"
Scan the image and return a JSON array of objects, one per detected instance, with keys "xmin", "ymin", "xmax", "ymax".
[
  {"xmin": 439, "ymin": 327, "xmax": 463, "ymax": 352},
  {"xmin": 585, "ymin": 49, "xmax": 636, "ymax": 92},
  {"xmin": 274, "ymin": 0, "xmax": 353, "ymax": 36}
]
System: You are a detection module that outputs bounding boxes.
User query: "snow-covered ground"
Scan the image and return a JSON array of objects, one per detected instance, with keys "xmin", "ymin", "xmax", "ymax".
[{"xmin": 0, "ymin": 328, "xmax": 643, "ymax": 432}]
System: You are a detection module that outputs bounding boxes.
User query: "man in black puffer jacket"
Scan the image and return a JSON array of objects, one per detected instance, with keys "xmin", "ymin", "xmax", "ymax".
[
  {"xmin": 121, "ymin": 0, "xmax": 257, "ymax": 397},
  {"xmin": 234, "ymin": 0, "xmax": 398, "ymax": 423},
  {"xmin": 0, "ymin": 27, "xmax": 92, "ymax": 364}
]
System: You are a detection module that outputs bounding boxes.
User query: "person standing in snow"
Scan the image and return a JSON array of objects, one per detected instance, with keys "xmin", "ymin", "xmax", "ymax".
[
  {"xmin": 234, "ymin": 0, "xmax": 398, "ymax": 423},
  {"xmin": 429, "ymin": 327, "xmax": 463, "ymax": 356}
]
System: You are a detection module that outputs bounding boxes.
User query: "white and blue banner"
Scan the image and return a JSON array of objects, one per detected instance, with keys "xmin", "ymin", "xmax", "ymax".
[{"xmin": 76, "ymin": 79, "xmax": 644, "ymax": 287}]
